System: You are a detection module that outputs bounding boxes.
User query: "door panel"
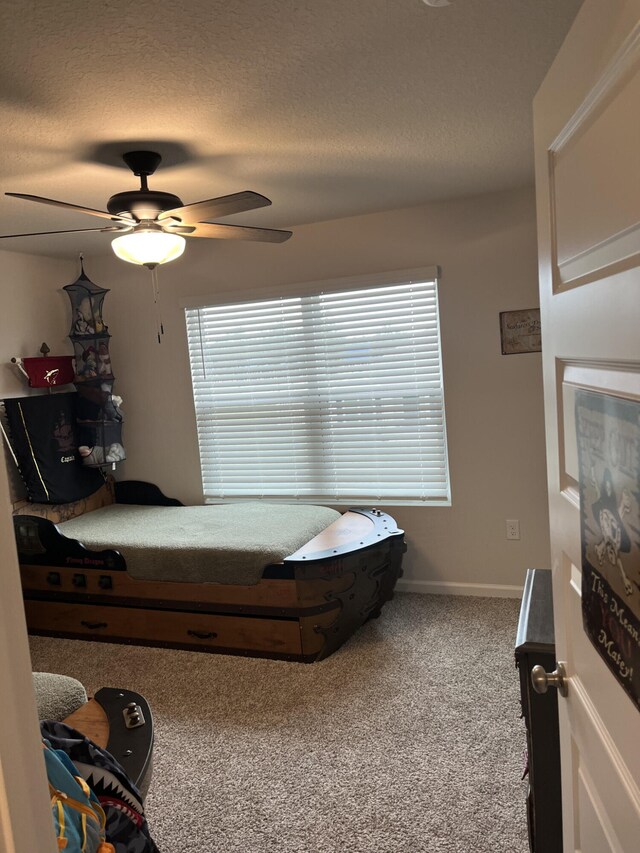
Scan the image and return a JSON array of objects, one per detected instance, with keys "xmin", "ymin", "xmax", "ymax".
[
  {"xmin": 561, "ymin": 382, "xmax": 579, "ymax": 485},
  {"xmin": 576, "ymin": 764, "xmax": 619, "ymax": 853},
  {"xmin": 548, "ymin": 23, "xmax": 640, "ymax": 290},
  {"xmin": 553, "ymin": 66, "xmax": 640, "ymax": 270},
  {"xmin": 534, "ymin": 2, "xmax": 640, "ymax": 850}
]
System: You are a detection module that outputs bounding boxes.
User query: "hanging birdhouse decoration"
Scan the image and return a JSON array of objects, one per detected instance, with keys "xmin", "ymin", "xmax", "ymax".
[{"xmin": 64, "ymin": 260, "xmax": 125, "ymax": 468}]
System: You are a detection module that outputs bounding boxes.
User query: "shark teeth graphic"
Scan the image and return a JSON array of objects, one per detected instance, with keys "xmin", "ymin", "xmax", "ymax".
[
  {"xmin": 99, "ymin": 796, "xmax": 144, "ymax": 827},
  {"xmin": 73, "ymin": 761, "xmax": 143, "ymax": 815}
]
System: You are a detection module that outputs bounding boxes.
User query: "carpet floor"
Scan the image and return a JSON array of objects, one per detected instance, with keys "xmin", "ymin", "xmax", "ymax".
[{"xmin": 29, "ymin": 593, "xmax": 528, "ymax": 853}]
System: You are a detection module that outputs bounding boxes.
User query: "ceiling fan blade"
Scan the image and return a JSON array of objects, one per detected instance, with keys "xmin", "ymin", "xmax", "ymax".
[
  {"xmin": 163, "ymin": 224, "xmax": 196, "ymax": 234},
  {"xmin": 0, "ymin": 226, "xmax": 130, "ymax": 239},
  {"xmin": 158, "ymin": 191, "xmax": 272, "ymax": 224},
  {"xmin": 5, "ymin": 193, "xmax": 135, "ymax": 224},
  {"xmin": 185, "ymin": 222, "xmax": 293, "ymax": 243}
]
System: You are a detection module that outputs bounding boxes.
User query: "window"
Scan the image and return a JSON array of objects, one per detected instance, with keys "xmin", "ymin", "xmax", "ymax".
[{"xmin": 185, "ymin": 269, "xmax": 450, "ymax": 505}]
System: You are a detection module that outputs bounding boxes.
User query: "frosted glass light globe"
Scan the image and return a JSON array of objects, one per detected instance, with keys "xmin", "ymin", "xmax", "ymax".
[{"xmin": 111, "ymin": 230, "xmax": 186, "ymax": 267}]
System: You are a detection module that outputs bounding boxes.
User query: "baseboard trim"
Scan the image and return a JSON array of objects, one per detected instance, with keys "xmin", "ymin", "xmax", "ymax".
[{"xmin": 396, "ymin": 580, "xmax": 523, "ymax": 599}]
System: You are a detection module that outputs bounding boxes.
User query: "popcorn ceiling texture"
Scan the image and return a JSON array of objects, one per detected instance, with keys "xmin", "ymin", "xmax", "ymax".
[
  {"xmin": 0, "ymin": 0, "xmax": 581, "ymax": 258},
  {"xmin": 29, "ymin": 593, "xmax": 529, "ymax": 853}
]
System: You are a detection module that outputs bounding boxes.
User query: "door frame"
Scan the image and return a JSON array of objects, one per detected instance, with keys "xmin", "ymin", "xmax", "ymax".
[{"xmin": 0, "ymin": 456, "xmax": 56, "ymax": 853}]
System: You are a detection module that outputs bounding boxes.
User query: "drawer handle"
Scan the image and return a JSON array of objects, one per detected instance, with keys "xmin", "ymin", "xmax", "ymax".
[
  {"xmin": 187, "ymin": 629, "xmax": 217, "ymax": 640},
  {"xmin": 80, "ymin": 620, "xmax": 108, "ymax": 630}
]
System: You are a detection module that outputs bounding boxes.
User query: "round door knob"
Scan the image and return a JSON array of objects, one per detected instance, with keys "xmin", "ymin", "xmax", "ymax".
[{"xmin": 531, "ymin": 662, "xmax": 568, "ymax": 697}]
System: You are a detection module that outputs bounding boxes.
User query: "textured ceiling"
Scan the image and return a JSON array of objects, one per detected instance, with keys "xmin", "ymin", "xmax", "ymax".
[{"xmin": 0, "ymin": 0, "xmax": 582, "ymax": 258}]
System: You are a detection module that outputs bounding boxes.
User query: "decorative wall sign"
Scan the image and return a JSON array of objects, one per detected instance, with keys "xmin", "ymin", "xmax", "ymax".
[
  {"xmin": 576, "ymin": 390, "xmax": 640, "ymax": 711},
  {"xmin": 499, "ymin": 308, "xmax": 541, "ymax": 354},
  {"xmin": 21, "ymin": 355, "xmax": 75, "ymax": 388}
]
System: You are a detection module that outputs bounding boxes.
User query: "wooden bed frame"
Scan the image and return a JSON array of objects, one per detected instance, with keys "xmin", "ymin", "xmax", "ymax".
[{"xmin": 14, "ymin": 480, "xmax": 406, "ymax": 662}]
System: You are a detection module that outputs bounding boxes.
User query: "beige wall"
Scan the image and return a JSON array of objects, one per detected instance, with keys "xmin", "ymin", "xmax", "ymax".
[
  {"xmin": 0, "ymin": 249, "xmax": 76, "ymax": 398},
  {"xmin": 0, "ymin": 250, "xmax": 77, "ymax": 499},
  {"xmin": 75, "ymin": 185, "xmax": 551, "ymax": 593}
]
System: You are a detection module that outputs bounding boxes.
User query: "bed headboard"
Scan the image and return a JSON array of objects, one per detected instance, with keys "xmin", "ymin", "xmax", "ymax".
[{"xmin": 11, "ymin": 478, "xmax": 115, "ymax": 523}]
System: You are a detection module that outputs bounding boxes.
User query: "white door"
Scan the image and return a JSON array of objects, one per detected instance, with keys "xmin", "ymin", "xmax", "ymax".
[
  {"xmin": 534, "ymin": 0, "xmax": 640, "ymax": 850},
  {"xmin": 0, "ymin": 449, "xmax": 57, "ymax": 851}
]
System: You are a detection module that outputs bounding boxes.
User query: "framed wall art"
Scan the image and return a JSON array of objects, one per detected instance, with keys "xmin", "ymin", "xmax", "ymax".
[
  {"xmin": 499, "ymin": 308, "xmax": 541, "ymax": 355},
  {"xmin": 576, "ymin": 389, "xmax": 640, "ymax": 711}
]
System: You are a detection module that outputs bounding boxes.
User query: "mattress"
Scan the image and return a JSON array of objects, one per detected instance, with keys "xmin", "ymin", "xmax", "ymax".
[{"xmin": 58, "ymin": 502, "xmax": 341, "ymax": 585}]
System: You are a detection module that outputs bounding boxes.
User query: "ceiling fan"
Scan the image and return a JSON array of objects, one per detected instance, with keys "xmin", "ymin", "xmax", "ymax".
[{"xmin": 2, "ymin": 150, "xmax": 293, "ymax": 268}]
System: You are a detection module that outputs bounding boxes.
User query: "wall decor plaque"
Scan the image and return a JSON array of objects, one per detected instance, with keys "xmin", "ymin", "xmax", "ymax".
[
  {"xmin": 499, "ymin": 308, "xmax": 541, "ymax": 354},
  {"xmin": 576, "ymin": 389, "xmax": 640, "ymax": 711}
]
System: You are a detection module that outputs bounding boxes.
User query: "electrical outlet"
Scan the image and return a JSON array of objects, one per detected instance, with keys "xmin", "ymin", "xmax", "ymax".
[{"xmin": 506, "ymin": 519, "xmax": 520, "ymax": 540}]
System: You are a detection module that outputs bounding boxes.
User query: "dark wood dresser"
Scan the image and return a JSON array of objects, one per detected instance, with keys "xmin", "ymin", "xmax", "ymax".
[{"xmin": 515, "ymin": 568, "xmax": 563, "ymax": 852}]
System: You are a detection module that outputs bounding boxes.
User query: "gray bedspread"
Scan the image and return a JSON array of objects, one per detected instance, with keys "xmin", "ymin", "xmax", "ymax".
[{"xmin": 58, "ymin": 502, "xmax": 341, "ymax": 586}]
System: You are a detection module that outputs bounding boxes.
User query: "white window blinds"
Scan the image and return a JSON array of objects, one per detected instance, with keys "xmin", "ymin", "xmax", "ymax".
[{"xmin": 185, "ymin": 275, "xmax": 450, "ymax": 505}]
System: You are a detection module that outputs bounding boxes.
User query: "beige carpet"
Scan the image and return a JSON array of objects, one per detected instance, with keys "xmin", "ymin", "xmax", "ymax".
[{"xmin": 29, "ymin": 593, "xmax": 529, "ymax": 853}]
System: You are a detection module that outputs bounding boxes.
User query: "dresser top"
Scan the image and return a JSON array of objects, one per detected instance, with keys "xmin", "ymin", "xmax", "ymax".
[{"xmin": 515, "ymin": 567, "xmax": 555, "ymax": 652}]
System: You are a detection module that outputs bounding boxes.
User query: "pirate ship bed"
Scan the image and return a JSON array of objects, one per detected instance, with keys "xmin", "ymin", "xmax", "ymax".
[
  {"xmin": 5, "ymin": 265, "xmax": 405, "ymax": 661},
  {"xmin": 6, "ymin": 334, "xmax": 404, "ymax": 661},
  {"xmin": 13, "ymin": 477, "xmax": 405, "ymax": 662}
]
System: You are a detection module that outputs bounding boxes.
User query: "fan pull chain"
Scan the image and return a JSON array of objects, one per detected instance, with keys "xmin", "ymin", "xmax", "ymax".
[{"xmin": 150, "ymin": 266, "xmax": 165, "ymax": 344}]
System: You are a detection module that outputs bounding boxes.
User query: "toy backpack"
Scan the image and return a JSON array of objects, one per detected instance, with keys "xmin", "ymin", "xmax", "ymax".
[
  {"xmin": 41, "ymin": 720, "xmax": 160, "ymax": 853},
  {"xmin": 43, "ymin": 739, "xmax": 115, "ymax": 852}
]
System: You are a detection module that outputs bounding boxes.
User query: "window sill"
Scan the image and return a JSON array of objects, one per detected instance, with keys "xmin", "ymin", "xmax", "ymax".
[{"xmin": 204, "ymin": 497, "xmax": 452, "ymax": 507}]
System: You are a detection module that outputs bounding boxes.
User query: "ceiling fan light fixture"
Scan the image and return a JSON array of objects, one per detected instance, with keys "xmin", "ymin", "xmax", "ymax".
[
  {"xmin": 111, "ymin": 227, "xmax": 186, "ymax": 268},
  {"xmin": 4, "ymin": 151, "xmax": 292, "ymax": 251}
]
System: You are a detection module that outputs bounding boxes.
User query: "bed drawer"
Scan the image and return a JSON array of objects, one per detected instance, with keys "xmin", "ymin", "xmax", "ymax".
[
  {"xmin": 21, "ymin": 564, "xmax": 300, "ymax": 612},
  {"xmin": 24, "ymin": 600, "xmax": 303, "ymax": 655}
]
